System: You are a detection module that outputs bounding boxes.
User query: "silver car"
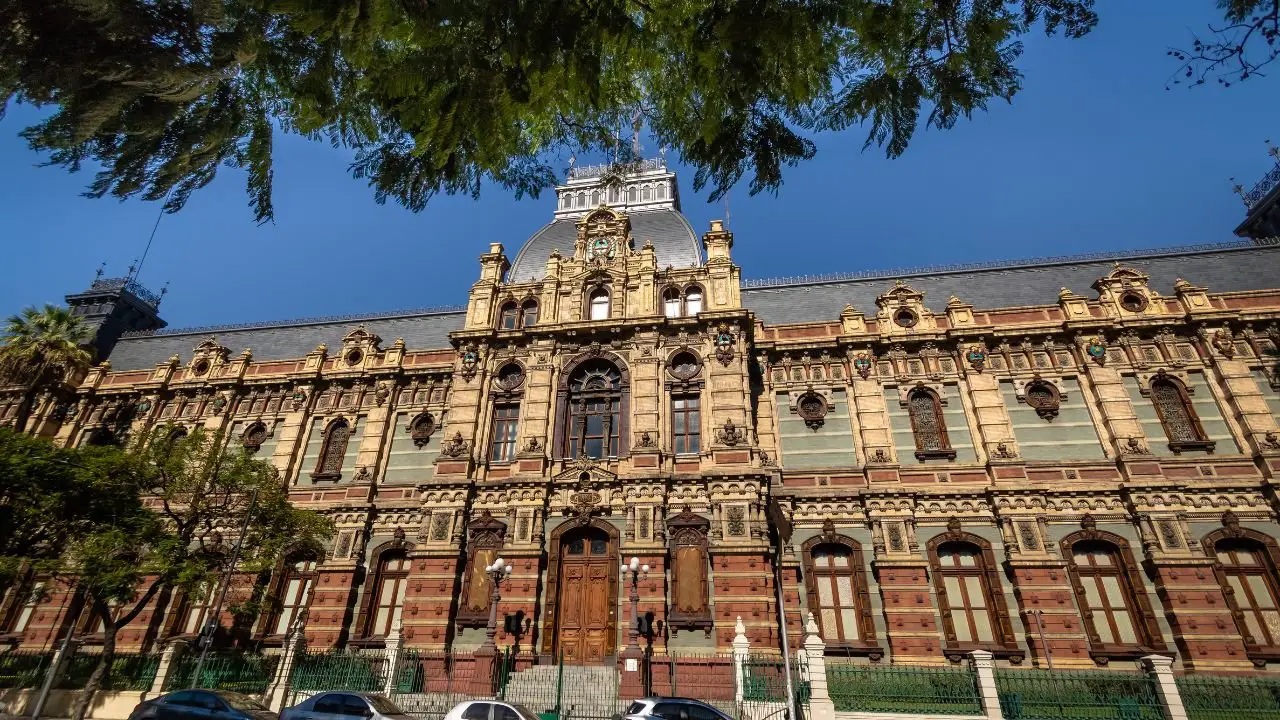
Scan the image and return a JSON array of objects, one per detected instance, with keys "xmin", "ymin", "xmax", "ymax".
[{"xmin": 281, "ymin": 692, "xmax": 413, "ymax": 720}]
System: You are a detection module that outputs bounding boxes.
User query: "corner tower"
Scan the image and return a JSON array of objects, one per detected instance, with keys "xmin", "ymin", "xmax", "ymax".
[{"xmin": 64, "ymin": 268, "xmax": 167, "ymax": 360}]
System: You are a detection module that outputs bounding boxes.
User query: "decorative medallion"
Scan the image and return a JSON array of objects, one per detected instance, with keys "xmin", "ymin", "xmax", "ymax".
[
  {"xmin": 713, "ymin": 325, "xmax": 735, "ymax": 366},
  {"xmin": 1086, "ymin": 337, "xmax": 1107, "ymax": 365},
  {"xmin": 408, "ymin": 413, "xmax": 435, "ymax": 447},
  {"xmin": 568, "ymin": 473, "xmax": 604, "ymax": 526},
  {"xmin": 459, "ymin": 344, "xmax": 480, "ymax": 381},
  {"xmin": 853, "ymin": 353, "xmax": 873, "ymax": 379},
  {"xmin": 242, "ymin": 422, "xmax": 270, "ymax": 452},
  {"xmin": 211, "ymin": 395, "xmax": 228, "ymax": 413},
  {"xmin": 796, "ymin": 392, "xmax": 829, "ymax": 431},
  {"xmin": 715, "ymin": 419, "xmax": 748, "ymax": 446},
  {"xmin": 291, "ymin": 389, "xmax": 308, "ymax": 410},
  {"xmin": 1023, "ymin": 380, "xmax": 1061, "ymax": 421},
  {"xmin": 587, "ymin": 235, "xmax": 614, "ymax": 262},
  {"xmin": 965, "ymin": 347, "xmax": 987, "ymax": 373},
  {"xmin": 669, "ymin": 351, "xmax": 701, "ymax": 381},
  {"xmin": 1211, "ymin": 329, "xmax": 1236, "ymax": 359},
  {"xmin": 494, "ymin": 363, "xmax": 525, "ymax": 392}
]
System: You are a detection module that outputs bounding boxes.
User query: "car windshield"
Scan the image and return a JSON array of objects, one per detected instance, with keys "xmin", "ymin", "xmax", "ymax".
[
  {"xmin": 219, "ymin": 692, "xmax": 268, "ymax": 712},
  {"xmin": 366, "ymin": 696, "xmax": 406, "ymax": 715}
]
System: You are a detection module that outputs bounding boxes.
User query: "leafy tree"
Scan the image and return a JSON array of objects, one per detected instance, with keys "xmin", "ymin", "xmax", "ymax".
[
  {"xmin": 0, "ymin": 305, "xmax": 93, "ymax": 432},
  {"xmin": 4, "ymin": 425, "xmax": 333, "ymax": 720},
  {"xmin": 0, "ymin": 0, "xmax": 1103, "ymax": 224}
]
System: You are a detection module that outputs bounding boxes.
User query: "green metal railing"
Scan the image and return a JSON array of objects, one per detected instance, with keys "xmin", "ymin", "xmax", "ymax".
[
  {"xmin": 290, "ymin": 649, "xmax": 388, "ymax": 692},
  {"xmin": 59, "ymin": 652, "xmax": 160, "ymax": 691},
  {"xmin": 1178, "ymin": 673, "xmax": 1280, "ymax": 719},
  {"xmin": 165, "ymin": 651, "xmax": 278, "ymax": 694},
  {"xmin": 827, "ymin": 662, "xmax": 983, "ymax": 715},
  {"xmin": 741, "ymin": 654, "xmax": 810, "ymax": 704},
  {"xmin": 996, "ymin": 668, "xmax": 1163, "ymax": 720},
  {"xmin": 0, "ymin": 650, "xmax": 54, "ymax": 689}
]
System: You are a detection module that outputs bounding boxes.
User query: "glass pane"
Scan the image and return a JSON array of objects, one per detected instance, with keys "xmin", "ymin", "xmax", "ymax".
[
  {"xmin": 820, "ymin": 609, "xmax": 838, "ymax": 640},
  {"xmin": 586, "ymin": 415, "xmax": 603, "ymax": 436},
  {"xmin": 1244, "ymin": 613, "xmax": 1266, "ymax": 644},
  {"xmin": 1113, "ymin": 609, "xmax": 1138, "ymax": 644},
  {"xmin": 952, "ymin": 610, "xmax": 972, "ymax": 642},
  {"xmin": 1092, "ymin": 610, "xmax": 1114, "ymax": 644},
  {"xmin": 965, "ymin": 576, "xmax": 987, "ymax": 609},
  {"xmin": 839, "ymin": 608, "xmax": 859, "ymax": 640},
  {"xmin": 665, "ymin": 299, "xmax": 681, "ymax": 318},
  {"xmin": 374, "ymin": 607, "xmax": 389, "ymax": 634},
  {"xmin": 284, "ymin": 578, "xmax": 302, "ymax": 606},
  {"xmin": 1229, "ymin": 576, "xmax": 1253, "ymax": 609},
  {"xmin": 585, "ymin": 438, "xmax": 603, "ymax": 458},
  {"xmin": 836, "ymin": 576, "xmax": 854, "ymax": 605},
  {"xmin": 944, "ymin": 576, "xmax": 964, "ymax": 607},
  {"xmin": 567, "ymin": 538, "xmax": 584, "ymax": 554},
  {"xmin": 590, "ymin": 538, "xmax": 608, "ymax": 555},
  {"xmin": 813, "ymin": 552, "xmax": 829, "ymax": 568},
  {"xmin": 972, "ymin": 608, "xmax": 994, "ymax": 642},
  {"xmin": 958, "ymin": 552, "xmax": 977, "ymax": 568},
  {"xmin": 1101, "ymin": 576, "xmax": 1128, "ymax": 608},
  {"xmin": 686, "ymin": 295, "xmax": 702, "ymax": 315},
  {"xmin": 1081, "ymin": 577, "xmax": 1103, "ymax": 609},
  {"xmin": 1248, "ymin": 576, "xmax": 1276, "ymax": 609},
  {"xmin": 817, "ymin": 577, "xmax": 834, "ymax": 606},
  {"xmin": 832, "ymin": 552, "xmax": 850, "ymax": 568}
]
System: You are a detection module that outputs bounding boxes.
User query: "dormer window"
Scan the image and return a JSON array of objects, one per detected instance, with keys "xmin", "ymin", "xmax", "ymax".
[
  {"xmin": 664, "ymin": 288, "xmax": 682, "ymax": 318},
  {"xmin": 521, "ymin": 300, "xmax": 539, "ymax": 327},
  {"xmin": 589, "ymin": 288, "xmax": 610, "ymax": 321},
  {"xmin": 684, "ymin": 286, "xmax": 703, "ymax": 315},
  {"xmin": 499, "ymin": 302, "xmax": 519, "ymax": 330}
]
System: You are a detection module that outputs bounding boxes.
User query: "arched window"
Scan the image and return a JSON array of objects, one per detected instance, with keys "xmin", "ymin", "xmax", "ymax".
[
  {"xmin": 564, "ymin": 360, "xmax": 623, "ymax": 459},
  {"xmin": 1067, "ymin": 540, "xmax": 1151, "ymax": 652},
  {"xmin": 589, "ymin": 288, "xmax": 610, "ymax": 321},
  {"xmin": 907, "ymin": 388, "xmax": 956, "ymax": 460},
  {"xmin": 489, "ymin": 403, "xmax": 520, "ymax": 463},
  {"xmin": 270, "ymin": 553, "xmax": 318, "ymax": 636},
  {"xmin": 499, "ymin": 302, "xmax": 519, "ymax": 330},
  {"xmin": 642, "ymin": 187, "xmax": 652, "ymax": 201},
  {"xmin": 577, "ymin": 191, "xmax": 586, "ymax": 207},
  {"xmin": 657, "ymin": 185, "xmax": 666, "ymax": 200},
  {"xmin": 933, "ymin": 541, "xmax": 1000, "ymax": 646},
  {"xmin": 590, "ymin": 190, "xmax": 600, "ymax": 206},
  {"xmin": 560, "ymin": 195, "xmax": 568, "ymax": 210},
  {"xmin": 312, "ymin": 419, "xmax": 351, "ymax": 481},
  {"xmin": 1149, "ymin": 376, "xmax": 1213, "ymax": 452},
  {"xmin": 1213, "ymin": 538, "xmax": 1280, "ymax": 651},
  {"xmin": 521, "ymin": 300, "xmax": 539, "ymax": 327},
  {"xmin": 364, "ymin": 550, "xmax": 410, "ymax": 638},
  {"xmin": 663, "ymin": 287, "xmax": 682, "ymax": 318},
  {"xmin": 805, "ymin": 541, "xmax": 875, "ymax": 648},
  {"xmin": 684, "ymin": 286, "xmax": 703, "ymax": 315},
  {"xmin": 627, "ymin": 187, "xmax": 637, "ymax": 203},
  {"xmin": 609, "ymin": 187, "xmax": 620, "ymax": 203}
]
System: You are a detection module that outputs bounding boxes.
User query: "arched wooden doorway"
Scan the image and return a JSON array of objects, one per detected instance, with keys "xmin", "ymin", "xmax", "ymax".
[{"xmin": 544, "ymin": 521, "xmax": 618, "ymax": 662}]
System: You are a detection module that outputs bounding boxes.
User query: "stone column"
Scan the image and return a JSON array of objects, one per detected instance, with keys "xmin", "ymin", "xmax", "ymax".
[
  {"xmin": 382, "ymin": 621, "xmax": 404, "ymax": 696},
  {"xmin": 1142, "ymin": 654, "xmax": 1188, "ymax": 720},
  {"xmin": 267, "ymin": 619, "xmax": 307, "ymax": 712},
  {"xmin": 1076, "ymin": 346, "xmax": 1146, "ymax": 459},
  {"xmin": 149, "ymin": 638, "xmax": 189, "ymax": 696},
  {"xmin": 732, "ymin": 617, "xmax": 750, "ymax": 706},
  {"xmin": 802, "ymin": 613, "xmax": 835, "ymax": 720},
  {"xmin": 959, "ymin": 372, "xmax": 1015, "ymax": 466},
  {"xmin": 1207, "ymin": 351, "xmax": 1280, "ymax": 455},
  {"xmin": 968, "ymin": 650, "xmax": 1003, "ymax": 720}
]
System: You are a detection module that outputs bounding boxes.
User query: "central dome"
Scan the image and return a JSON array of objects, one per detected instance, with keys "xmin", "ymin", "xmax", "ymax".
[{"xmin": 506, "ymin": 159, "xmax": 703, "ymax": 282}]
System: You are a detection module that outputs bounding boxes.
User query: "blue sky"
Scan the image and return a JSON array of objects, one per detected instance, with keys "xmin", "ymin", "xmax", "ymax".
[{"xmin": 1, "ymin": 0, "xmax": 1277, "ymax": 332}]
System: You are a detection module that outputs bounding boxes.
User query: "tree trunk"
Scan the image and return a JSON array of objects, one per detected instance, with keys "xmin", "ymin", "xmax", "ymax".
[{"xmin": 70, "ymin": 600, "xmax": 116, "ymax": 720}]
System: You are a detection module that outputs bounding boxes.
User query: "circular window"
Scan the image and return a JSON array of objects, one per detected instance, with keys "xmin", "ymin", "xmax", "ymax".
[
  {"xmin": 893, "ymin": 308, "xmax": 919, "ymax": 328},
  {"xmin": 1119, "ymin": 292, "xmax": 1148, "ymax": 312},
  {"xmin": 409, "ymin": 413, "xmax": 435, "ymax": 447},
  {"xmin": 495, "ymin": 363, "xmax": 525, "ymax": 391},
  {"xmin": 345, "ymin": 349, "xmax": 363, "ymax": 366},
  {"xmin": 796, "ymin": 392, "xmax": 829, "ymax": 430},
  {"xmin": 192, "ymin": 359, "xmax": 210, "ymax": 376},
  {"xmin": 1024, "ymin": 381, "xmax": 1062, "ymax": 420},
  {"xmin": 669, "ymin": 351, "xmax": 701, "ymax": 380}
]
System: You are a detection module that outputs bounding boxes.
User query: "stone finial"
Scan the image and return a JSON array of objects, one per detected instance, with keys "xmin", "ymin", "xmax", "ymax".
[
  {"xmin": 805, "ymin": 611, "xmax": 820, "ymax": 637},
  {"xmin": 734, "ymin": 616, "xmax": 746, "ymax": 636}
]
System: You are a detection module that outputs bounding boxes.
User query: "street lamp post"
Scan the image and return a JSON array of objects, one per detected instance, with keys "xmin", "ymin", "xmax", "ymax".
[
  {"xmin": 481, "ymin": 558, "xmax": 512, "ymax": 652},
  {"xmin": 620, "ymin": 556, "xmax": 649, "ymax": 651}
]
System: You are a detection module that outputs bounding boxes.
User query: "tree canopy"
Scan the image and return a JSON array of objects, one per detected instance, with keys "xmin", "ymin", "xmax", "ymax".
[
  {"xmin": 0, "ymin": 1, "xmax": 1264, "ymax": 224},
  {"xmin": 0, "ymin": 305, "xmax": 93, "ymax": 431}
]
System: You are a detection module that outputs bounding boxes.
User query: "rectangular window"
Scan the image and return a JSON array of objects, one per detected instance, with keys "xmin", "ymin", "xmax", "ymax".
[
  {"xmin": 273, "ymin": 560, "xmax": 316, "ymax": 635},
  {"xmin": 489, "ymin": 404, "xmax": 520, "ymax": 463},
  {"xmin": 672, "ymin": 395, "xmax": 701, "ymax": 455}
]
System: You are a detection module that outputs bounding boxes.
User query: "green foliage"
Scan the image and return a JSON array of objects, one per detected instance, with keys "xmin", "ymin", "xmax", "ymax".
[
  {"xmin": 1, "ymin": 0, "xmax": 1109, "ymax": 223},
  {"xmin": 0, "ymin": 304, "xmax": 92, "ymax": 387}
]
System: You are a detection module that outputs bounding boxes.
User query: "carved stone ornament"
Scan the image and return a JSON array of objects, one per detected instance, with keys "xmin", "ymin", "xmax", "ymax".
[
  {"xmin": 568, "ymin": 472, "xmax": 604, "ymax": 526},
  {"xmin": 1120, "ymin": 436, "xmax": 1149, "ymax": 455},
  {"xmin": 1221, "ymin": 510, "xmax": 1244, "ymax": 538},
  {"xmin": 1023, "ymin": 380, "xmax": 1061, "ymax": 421},
  {"xmin": 759, "ymin": 450, "xmax": 776, "ymax": 467},
  {"xmin": 135, "ymin": 398, "xmax": 153, "ymax": 414},
  {"xmin": 291, "ymin": 389, "xmax": 308, "ymax": 410},
  {"xmin": 870, "ymin": 448, "xmax": 890, "ymax": 464},
  {"xmin": 714, "ymin": 324, "xmax": 735, "ymax": 366},
  {"xmin": 1263, "ymin": 431, "xmax": 1280, "ymax": 450},
  {"xmin": 796, "ymin": 392, "xmax": 829, "ymax": 430},
  {"xmin": 439, "ymin": 432, "xmax": 470, "ymax": 458},
  {"xmin": 1212, "ymin": 329, "xmax": 1236, "ymax": 359},
  {"xmin": 522, "ymin": 437, "xmax": 542, "ymax": 454},
  {"xmin": 1086, "ymin": 337, "xmax": 1107, "ymax": 365},
  {"xmin": 1080, "ymin": 513, "xmax": 1098, "ymax": 532},
  {"xmin": 211, "ymin": 395, "xmax": 228, "ymax": 412},
  {"xmin": 374, "ymin": 383, "xmax": 390, "ymax": 406},
  {"xmin": 242, "ymin": 422, "xmax": 270, "ymax": 452},
  {"xmin": 965, "ymin": 346, "xmax": 987, "ymax": 373},
  {"xmin": 407, "ymin": 413, "xmax": 435, "ymax": 448},
  {"xmin": 991, "ymin": 442, "xmax": 1018, "ymax": 460},
  {"xmin": 853, "ymin": 353, "xmax": 873, "ymax": 379},
  {"xmin": 635, "ymin": 431, "xmax": 657, "ymax": 449},
  {"xmin": 459, "ymin": 344, "xmax": 481, "ymax": 381},
  {"xmin": 353, "ymin": 466, "xmax": 372, "ymax": 483},
  {"xmin": 715, "ymin": 419, "xmax": 748, "ymax": 446},
  {"xmin": 820, "ymin": 518, "xmax": 838, "ymax": 543}
]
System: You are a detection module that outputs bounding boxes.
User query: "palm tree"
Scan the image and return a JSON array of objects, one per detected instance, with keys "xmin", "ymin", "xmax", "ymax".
[{"xmin": 0, "ymin": 305, "xmax": 94, "ymax": 432}]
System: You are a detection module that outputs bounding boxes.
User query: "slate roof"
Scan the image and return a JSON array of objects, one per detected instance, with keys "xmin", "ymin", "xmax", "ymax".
[
  {"xmin": 103, "ymin": 240, "xmax": 1280, "ymax": 372},
  {"xmin": 107, "ymin": 309, "xmax": 465, "ymax": 371},
  {"xmin": 741, "ymin": 241, "xmax": 1280, "ymax": 325},
  {"xmin": 507, "ymin": 209, "xmax": 703, "ymax": 282}
]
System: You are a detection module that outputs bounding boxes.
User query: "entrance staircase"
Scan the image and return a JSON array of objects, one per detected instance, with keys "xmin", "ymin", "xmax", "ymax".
[{"xmin": 501, "ymin": 663, "xmax": 626, "ymax": 720}]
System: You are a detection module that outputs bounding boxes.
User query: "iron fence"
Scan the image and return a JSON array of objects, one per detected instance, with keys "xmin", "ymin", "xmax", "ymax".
[
  {"xmin": 290, "ymin": 648, "xmax": 391, "ymax": 694},
  {"xmin": 59, "ymin": 651, "xmax": 160, "ymax": 691},
  {"xmin": 995, "ymin": 668, "xmax": 1163, "ymax": 720},
  {"xmin": 165, "ymin": 651, "xmax": 278, "ymax": 694},
  {"xmin": 389, "ymin": 649, "xmax": 496, "ymax": 720},
  {"xmin": 1178, "ymin": 673, "xmax": 1280, "ymax": 719},
  {"xmin": 495, "ymin": 650, "xmax": 626, "ymax": 720},
  {"xmin": 0, "ymin": 650, "xmax": 54, "ymax": 689},
  {"xmin": 827, "ymin": 662, "xmax": 983, "ymax": 716}
]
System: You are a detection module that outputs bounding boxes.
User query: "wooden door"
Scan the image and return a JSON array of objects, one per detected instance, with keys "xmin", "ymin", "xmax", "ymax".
[{"xmin": 556, "ymin": 529, "xmax": 616, "ymax": 662}]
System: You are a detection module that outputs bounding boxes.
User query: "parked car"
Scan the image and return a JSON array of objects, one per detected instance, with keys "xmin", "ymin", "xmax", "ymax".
[
  {"xmin": 281, "ymin": 692, "xmax": 415, "ymax": 720},
  {"xmin": 129, "ymin": 689, "xmax": 277, "ymax": 720},
  {"xmin": 441, "ymin": 700, "xmax": 541, "ymax": 720},
  {"xmin": 617, "ymin": 698, "xmax": 736, "ymax": 720}
]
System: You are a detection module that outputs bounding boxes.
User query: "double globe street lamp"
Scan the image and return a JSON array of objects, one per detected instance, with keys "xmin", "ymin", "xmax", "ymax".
[
  {"xmin": 481, "ymin": 557, "xmax": 512, "ymax": 651},
  {"xmin": 621, "ymin": 556, "xmax": 649, "ymax": 650}
]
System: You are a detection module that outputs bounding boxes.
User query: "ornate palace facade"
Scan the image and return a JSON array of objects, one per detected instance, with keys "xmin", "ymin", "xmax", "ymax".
[{"xmin": 5, "ymin": 158, "xmax": 1280, "ymax": 674}]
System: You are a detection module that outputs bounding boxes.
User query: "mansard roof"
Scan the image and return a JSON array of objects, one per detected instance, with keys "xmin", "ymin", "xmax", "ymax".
[
  {"xmin": 741, "ymin": 240, "xmax": 1280, "ymax": 325},
  {"xmin": 506, "ymin": 209, "xmax": 703, "ymax": 283},
  {"xmin": 101, "ymin": 239, "xmax": 1280, "ymax": 372}
]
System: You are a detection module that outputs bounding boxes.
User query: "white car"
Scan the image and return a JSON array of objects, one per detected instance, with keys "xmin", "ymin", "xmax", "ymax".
[
  {"xmin": 441, "ymin": 700, "xmax": 541, "ymax": 720},
  {"xmin": 281, "ymin": 692, "xmax": 414, "ymax": 720}
]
